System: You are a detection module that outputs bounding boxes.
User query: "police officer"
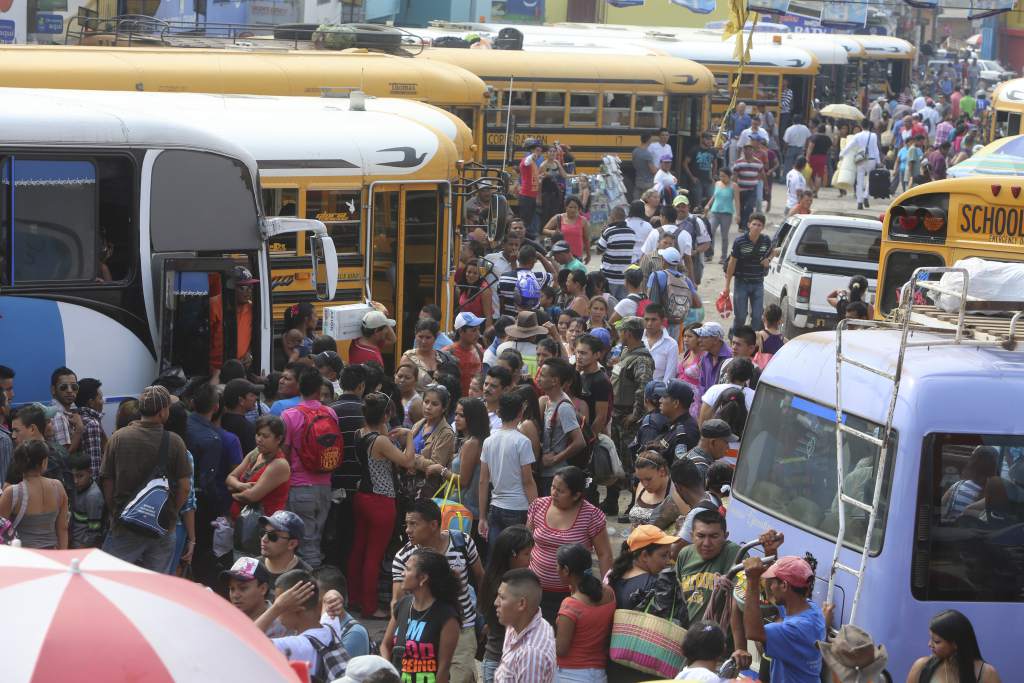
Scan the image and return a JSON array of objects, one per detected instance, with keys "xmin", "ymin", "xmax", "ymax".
[{"xmin": 608, "ymin": 316, "xmax": 654, "ymax": 517}]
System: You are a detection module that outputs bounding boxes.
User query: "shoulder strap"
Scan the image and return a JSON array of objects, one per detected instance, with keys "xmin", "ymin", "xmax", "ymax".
[
  {"xmin": 152, "ymin": 430, "xmax": 170, "ymax": 480},
  {"xmin": 11, "ymin": 482, "xmax": 28, "ymax": 530},
  {"xmin": 548, "ymin": 399, "xmax": 571, "ymax": 430},
  {"xmin": 394, "ymin": 595, "xmax": 414, "ymax": 646}
]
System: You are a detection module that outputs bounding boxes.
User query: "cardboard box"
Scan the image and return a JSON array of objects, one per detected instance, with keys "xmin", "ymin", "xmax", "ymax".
[{"xmin": 323, "ymin": 303, "xmax": 374, "ymax": 340}]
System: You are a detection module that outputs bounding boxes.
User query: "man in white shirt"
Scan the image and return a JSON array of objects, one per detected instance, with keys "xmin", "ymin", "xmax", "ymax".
[
  {"xmin": 643, "ymin": 304, "xmax": 679, "ymax": 383},
  {"xmin": 653, "ymin": 155, "xmax": 677, "ymax": 197},
  {"xmin": 912, "ymin": 94, "xmax": 927, "ymax": 112},
  {"xmin": 626, "ymin": 200, "xmax": 654, "ymax": 263},
  {"xmin": 781, "ymin": 115, "xmax": 812, "ymax": 177},
  {"xmin": 738, "ymin": 115, "xmax": 770, "ymax": 150},
  {"xmin": 840, "ymin": 121, "xmax": 882, "ymax": 210},
  {"xmin": 647, "ymin": 128, "xmax": 672, "ymax": 166},
  {"xmin": 785, "ymin": 156, "xmax": 808, "ymax": 211},
  {"xmin": 920, "ymin": 100, "xmax": 941, "ymax": 137},
  {"xmin": 868, "ymin": 98, "xmax": 885, "ymax": 128}
]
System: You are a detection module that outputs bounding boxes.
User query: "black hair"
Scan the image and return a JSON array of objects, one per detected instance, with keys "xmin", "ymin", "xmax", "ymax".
[
  {"xmin": 719, "ymin": 168, "xmax": 732, "ymax": 177},
  {"xmin": 763, "ymin": 303, "xmax": 783, "ymax": 326},
  {"xmin": 283, "ymin": 302, "xmax": 316, "ymax": 333},
  {"xmin": 848, "ymin": 275, "xmax": 869, "ymax": 302},
  {"xmin": 576, "ymin": 333, "xmax": 604, "ymax": 354},
  {"xmin": 713, "ymin": 386, "xmax": 748, "ymax": 438},
  {"xmin": 586, "ymin": 271, "xmax": 609, "ymax": 298},
  {"xmin": 263, "ymin": 372, "xmax": 283, "ymax": 403},
  {"xmin": 660, "ymin": 205, "xmax": 678, "ymax": 224},
  {"xmin": 795, "ymin": 155, "xmax": 807, "ymax": 169},
  {"xmin": 480, "ymin": 525, "xmax": 534, "ymax": 628},
  {"xmin": 930, "ymin": 610, "xmax": 984, "ymax": 683},
  {"xmin": 518, "ymin": 244, "xmax": 538, "ymax": 265},
  {"xmin": 628, "ymin": 199, "xmax": 647, "ymax": 219},
  {"xmin": 725, "ymin": 358, "xmax": 754, "ymax": 385},
  {"xmin": 557, "ymin": 543, "xmax": 604, "ymax": 602},
  {"xmin": 554, "ymin": 465, "xmax": 587, "ymax": 496},
  {"xmin": 496, "ymin": 391, "xmax": 524, "ymax": 422},
  {"xmin": 409, "ymin": 549, "xmax": 463, "ymax": 622},
  {"xmin": 635, "ymin": 450, "xmax": 668, "ymax": 472},
  {"xmin": 254, "ymin": 414, "xmax": 285, "ymax": 440},
  {"xmin": 364, "ymin": 362, "xmax": 387, "ymax": 393},
  {"xmin": 220, "ymin": 359, "xmax": 246, "ymax": 383},
  {"xmin": 458, "ymin": 397, "xmax": 490, "ymax": 443},
  {"xmin": 50, "ymin": 366, "xmax": 76, "ymax": 388},
  {"xmin": 493, "ymin": 316, "xmax": 515, "ymax": 340},
  {"xmin": 644, "ymin": 303, "xmax": 666, "ymax": 319},
  {"xmin": 511, "ymin": 385, "xmax": 542, "ymax": 425},
  {"xmin": 165, "ymin": 402, "xmax": 189, "ymax": 441},
  {"xmin": 408, "ymin": 498, "xmax": 442, "ymax": 524},
  {"xmin": 69, "ymin": 452, "xmax": 92, "ymax": 473},
  {"xmin": 420, "ymin": 303, "xmax": 443, "ymax": 322},
  {"xmin": 624, "ymin": 268, "xmax": 644, "ymax": 289},
  {"xmin": 537, "ymin": 337, "xmax": 561, "ymax": 360},
  {"xmin": 276, "ymin": 569, "xmax": 320, "ymax": 611},
  {"xmin": 567, "ymin": 268, "xmax": 588, "ymax": 289},
  {"xmin": 671, "ymin": 457, "xmax": 703, "ymax": 491},
  {"xmin": 283, "ymin": 361, "xmax": 306, "ymax": 380},
  {"xmin": 498, "ymin": 349, "xmax": 524, "ymax": 374},
  {"xmin": 298, "ymin": 367, "xmax": 324, "ymax": 398},
  {"xmin": 486, "ymin": 365, "xmax": 514, "ymax": 389},
  {"xmin": 640, "ymin": 131, "xmax": 653, "ymax": 143},
  {"xmin": 707, "ymin": 461, "xmax": 734, "ymax": 498},
  {"xmin": 314, "ymin": 351, "xmax": 344, "ymax": 375},
  {"xmin": 320, "ymin": 379, "xmax": 336, "ymax": 402},
  {"xmin": 540, "ymin": 357, "xmax": 574, "ymax": 385},
  {"xmin": 74, "ymin": 378, "xmax": 102, "ymax": 408},
  {"xmin": 311, "ymin": 334, "xmax": 338, "ymax": 355},
  {"xmin": 845, "ymin": 301, "xmax": 869, "ymax": 319},
  {"xmin": 361, "ymin": 392, "xmax": 391, "ymax": 426},
  {"xmin": 564, "ymin": 195, "xmax": 583, "ymax": 212},
  {"xmin": 13, "ymin": 440, "xmax": 50, "ymax": 473},
  {"xmin": 340, "ymin": 364, "xmax": 367, "ymax": 392},
  {"xmin": 193, "ymin": 383, "xmax": 220, "ymax": 415},
  {"xmin": 693, "ymin": 508, "xmax": 727, "ymax": 533},
  {"xmin": 749, "ymin": 213, "xmax": 766, "ymax": 226},
  {"xmin": 425, "ymin": 381, "xmax": 454, "ymax": 413},
  {"xmin": 682, "ymin": 621, "xmax": 727, "ymax": 663},
  {"xmin": 500, "ymin": 567, "xmax": 542, "ymax": 602},
  {"xmin": 414, "ymin": 318, "xmax": 440, "ymax": 339},
  {"xmin": 313, "ymin": 565, "xmax": 348, "ymax": 606},
  {"xmin": 732, "ymin": 325, "xmax": 756, "ymax": 348},
  {"xmin": 0, "ymin": 365, "xmax": 13, "ymax": 381}
]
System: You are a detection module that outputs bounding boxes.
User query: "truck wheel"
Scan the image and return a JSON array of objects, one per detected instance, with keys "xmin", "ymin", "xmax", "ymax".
[{"xmin": 780, "ymin": 295, "xmax": 800, "ymax": 339}]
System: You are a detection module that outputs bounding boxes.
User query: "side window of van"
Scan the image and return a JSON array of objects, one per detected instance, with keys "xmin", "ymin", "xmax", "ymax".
[{"xmin": 912, "ymin": 435, "xmax": 1024, "ymax": 603}]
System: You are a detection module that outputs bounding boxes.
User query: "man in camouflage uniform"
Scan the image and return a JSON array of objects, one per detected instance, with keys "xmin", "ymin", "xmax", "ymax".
[{"xmin": 607, "ymin": 316, "xmax": 654, "ymax": 518}]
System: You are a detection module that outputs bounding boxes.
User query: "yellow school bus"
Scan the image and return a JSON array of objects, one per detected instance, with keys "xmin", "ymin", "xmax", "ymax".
[
  {"xmin": 877, "ymin": 176, "xmax": 1024, "ymax": 314},
  {"xmin": 417, "ymin": 46, "xmax": 715, "ymax": 172},
  {"xmin": 992, "ymin": 77, "xmax": 1024, "ymax": 139},
  {"xmin": 0, "ymin": 44, "xmax": 489, "ymax": 154}
]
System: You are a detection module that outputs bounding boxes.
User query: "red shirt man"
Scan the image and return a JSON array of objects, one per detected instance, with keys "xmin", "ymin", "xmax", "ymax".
[{"xmin": 348, "ymin": 309, "xmax": 395, "ymax": 367}]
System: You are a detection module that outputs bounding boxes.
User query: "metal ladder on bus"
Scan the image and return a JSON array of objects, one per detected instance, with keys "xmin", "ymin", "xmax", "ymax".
[{"xmin": 825, "ymin": 265, "xmax": 1023, "ymax": 623}]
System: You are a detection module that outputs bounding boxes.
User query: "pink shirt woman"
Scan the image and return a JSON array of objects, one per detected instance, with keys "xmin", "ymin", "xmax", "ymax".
[
  {"xmin": 677, "ymin": 325, "xmax": 705, "ymax": 420},
  {"xmin": 542, "ymin": 196, "xmax": 590, "ymax": 260}
]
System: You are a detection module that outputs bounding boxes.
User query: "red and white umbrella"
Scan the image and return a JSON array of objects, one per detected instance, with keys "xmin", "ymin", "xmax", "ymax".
[{"xmin": 0, "ymin": 546, "xmax": 301, "ymax": 682}]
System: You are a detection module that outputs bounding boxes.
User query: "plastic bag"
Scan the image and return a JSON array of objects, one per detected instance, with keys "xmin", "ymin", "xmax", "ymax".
[
  {"xmin": 212, "ymin": 516, "xmax": 234, "ymax": 559},
  {"xmin": 716, "ymin": 291, "xmax": 733, "ymax": 318},
  {"xmin": 233, "ymin": 504, "xmax": 263, "ymax": 556},
  {"xmin": 934, "ymin": 258, "xmax": 1024, "ymax": 313}
]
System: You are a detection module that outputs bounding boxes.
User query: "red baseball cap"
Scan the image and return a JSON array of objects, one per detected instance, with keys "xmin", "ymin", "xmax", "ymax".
[{"xmin": 763, "ymin": 556, "xmax": 814, "ymax": 588}]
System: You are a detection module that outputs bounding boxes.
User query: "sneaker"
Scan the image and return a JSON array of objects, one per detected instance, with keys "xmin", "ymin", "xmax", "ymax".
[
  {"xmin": 599, "ymin": 497, "xmax": 619, "ymax": 517},
  {"xmin": 857, "ymin": 202, "xmax": 864, "ymax": 210},
  {"xmin": 617, "ymin": 514, "xmax": 631, "ymax": 524},
  {"xmin": 864, "ymin": 199, "xmax": 870, "ymax": 208}
]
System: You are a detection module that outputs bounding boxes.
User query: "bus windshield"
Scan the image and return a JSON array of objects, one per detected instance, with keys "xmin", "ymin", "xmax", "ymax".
[{"xmin": 734, "ymin": 384, "xmax": 896, "ymax": 554}]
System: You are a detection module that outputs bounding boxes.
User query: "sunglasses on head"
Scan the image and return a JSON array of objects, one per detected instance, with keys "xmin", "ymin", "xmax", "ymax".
[
  {"xmin": 58, "ymin": 383, "xmax": 79, "ymax": 392},
  {"xmin": 261, "ymin": 529, "xmax": 289, "ymax": 542}
]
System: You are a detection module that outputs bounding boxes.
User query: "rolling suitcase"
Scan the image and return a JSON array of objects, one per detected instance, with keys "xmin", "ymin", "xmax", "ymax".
[{"xmin": 869, "ymin": 168, "xmax": 891, "ymax": 199}]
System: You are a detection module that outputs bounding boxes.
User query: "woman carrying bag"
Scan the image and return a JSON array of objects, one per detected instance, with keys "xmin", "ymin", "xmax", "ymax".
[
  {"xmin": 396, "ymin": 385, "xmax": 456, "ymax": 499},
  {"xmin": 226, "ymin": 415, "xmax": 291, "ymax": 556}
]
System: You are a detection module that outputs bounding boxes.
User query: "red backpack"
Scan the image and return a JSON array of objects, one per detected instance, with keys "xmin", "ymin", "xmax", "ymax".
[{"xmin": 294, "ymin": 404, "xmax": 343, "ymax": 473}]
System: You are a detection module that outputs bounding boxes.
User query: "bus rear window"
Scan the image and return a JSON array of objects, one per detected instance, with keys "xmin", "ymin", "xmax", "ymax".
[
  {"xmin": 913, "ymin": 434, "xmax": 1024, "ymax": 603},
  {"xmin": 879, "ymin": 250, "xmax": 944, "ymax": 314},
  {"xmin": 733, "ymin": 384, "xmax": 896, "ymax": 554}
]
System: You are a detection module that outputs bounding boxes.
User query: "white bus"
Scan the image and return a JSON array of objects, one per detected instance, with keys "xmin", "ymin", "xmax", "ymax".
[{"xmin": 0, "ymin": 88, "xmax": 335, "ymax": 412}]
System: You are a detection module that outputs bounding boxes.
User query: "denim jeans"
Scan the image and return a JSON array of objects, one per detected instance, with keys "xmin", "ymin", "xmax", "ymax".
[
  {"xmin": 708, "ymin": 212, "xmax": 733, "ymax": 261},
  {"xmin": 488, "ymin": 506, "xmax": 528, "ymax": 552},
  {"xmin": 287, "ymin": 484, "xmax": 332, "ymax": 568},
  {"xmin": 738, "ymin": 189, "xmax": 758, "ymax": 232},
  {"xmin": 754, "ymin": 180, "xmax": 764, "ymax": 213},
  {"xmin": 483, "ymin": 658, "xmax": 500, "ymax": 683},
  {"xmin": 733, "ymin": 278, "xmax": 765, "ymax": 333},
  {"xmin": 103, "ymin": 524, "xmax": 176, "ymax": 572}
]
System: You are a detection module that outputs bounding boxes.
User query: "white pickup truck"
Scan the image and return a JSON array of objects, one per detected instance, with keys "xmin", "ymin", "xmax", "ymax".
[{"xmin": 764, "ymin": 214, "xmax": 882, "ymax": 337}]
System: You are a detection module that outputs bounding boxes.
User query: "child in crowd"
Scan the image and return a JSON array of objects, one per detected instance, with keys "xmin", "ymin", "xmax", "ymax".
[{"xmin": 69, "ymin": 453, "xmax": 105, "ymax": 549}]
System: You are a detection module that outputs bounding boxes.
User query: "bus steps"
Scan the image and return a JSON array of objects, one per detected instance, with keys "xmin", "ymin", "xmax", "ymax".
[{"xmin": 829, "ymin": 266, "xmax": 1022, "ymax": 625}]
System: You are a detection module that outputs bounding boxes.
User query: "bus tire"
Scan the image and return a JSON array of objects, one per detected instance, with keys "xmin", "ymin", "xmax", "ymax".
[
  {"xmin": 348, "ymin": 24, "xmax": 403, "ymax": 51},
  {"xmin": 273, "ymin": 23, "xmax": 318, "ymax": 41},
  {"xmin": 780, "ymin": 295, "xmax": 800, "ymax": 340}
]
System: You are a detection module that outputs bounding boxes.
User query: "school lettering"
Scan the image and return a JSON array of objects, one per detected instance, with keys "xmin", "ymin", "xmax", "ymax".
[{"xmin": 958, "ymin": 204, "xmax": 1024, "ymax": 244}]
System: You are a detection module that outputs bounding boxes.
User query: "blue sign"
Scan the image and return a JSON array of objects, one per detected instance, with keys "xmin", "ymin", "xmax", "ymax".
[
  {"xmin": 777, "ymin": 14, "xmax": 833, "ymax": 33},
  {"xmin": 35, "ymin": 13, "xmax": 64, "ymax": 34},
  {"xmin": 0, "ymin": 19, "xmax": 15, "ymax": 43}
]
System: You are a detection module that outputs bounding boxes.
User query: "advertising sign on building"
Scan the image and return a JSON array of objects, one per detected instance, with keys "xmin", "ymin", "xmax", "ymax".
[{"xmin": 0, "ymin": 0, "xmax": 26, "ymax": 42}]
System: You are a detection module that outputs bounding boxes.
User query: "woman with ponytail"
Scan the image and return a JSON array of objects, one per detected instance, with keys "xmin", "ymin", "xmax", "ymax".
[{"xmin": 554, "ymin": 543, "xmax": 616, "ymax": 683}]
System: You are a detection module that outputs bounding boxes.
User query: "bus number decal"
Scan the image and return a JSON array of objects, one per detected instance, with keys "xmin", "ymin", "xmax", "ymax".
[{"xmin": 959, "ymin": 204, "xmax": 1024, "ymax": 244}]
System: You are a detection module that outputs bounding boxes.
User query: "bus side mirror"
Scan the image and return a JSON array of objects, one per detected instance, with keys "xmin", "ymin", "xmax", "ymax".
[
  {"xmin": 308, "ymin": 233, "xmax": 338, "ymax": 302},
  {"xmin": 489, "ymin": 193, "xmax": 509, "ymax": 243}
]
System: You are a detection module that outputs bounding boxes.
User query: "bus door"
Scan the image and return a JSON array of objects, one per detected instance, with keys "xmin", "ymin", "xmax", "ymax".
[
  {"xmin": 368, "ymin": 183, "xmax": 451, "ymax": 369},
  {"xmin": 155, "ymin": 257, "xmax": 260, "ymax": 380}
]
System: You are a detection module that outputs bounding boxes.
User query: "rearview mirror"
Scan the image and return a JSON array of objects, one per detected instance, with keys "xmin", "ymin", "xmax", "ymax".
[
  {"xmin": 489, "ymin": 193, "xmax": 509, "ymax": 243},
  {"xmin": 308, "ymin": 234, "xmax": 338, "ymax": 302}
]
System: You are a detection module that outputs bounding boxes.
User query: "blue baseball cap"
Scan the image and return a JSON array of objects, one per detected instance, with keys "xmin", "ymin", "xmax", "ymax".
[
  {"xmin": 454, "ymin": 311, "xmax": 486, "ymax": 330},
  {"xmin": 589, "ymin": 327, "xmax": 612, "ymax": 349},
  {"xmin": 259, "ymin": 510, "xmax": 305, "ymax": 539}
]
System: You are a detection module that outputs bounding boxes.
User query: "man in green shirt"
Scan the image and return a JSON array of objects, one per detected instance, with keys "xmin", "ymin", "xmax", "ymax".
[
  {"xmin": 550, "ymin": 240, "xmax": 587, "ymax": 274},
  {"xmin": 959, "ymin": 92, "xmax": 977, "ymax": 119}
]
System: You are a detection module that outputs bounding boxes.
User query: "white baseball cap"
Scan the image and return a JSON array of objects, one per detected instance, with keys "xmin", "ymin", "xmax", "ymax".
[
  {"xmin": 658, "ymin": 246, "xmax": 682, "ymax": 265},
  {"xmin": 454, "ymin": 312, "xmax": 486, "ymax": 330},
  {"xmin": 362, "ymin": 310, "xmax": 396, "ymax": 329}
]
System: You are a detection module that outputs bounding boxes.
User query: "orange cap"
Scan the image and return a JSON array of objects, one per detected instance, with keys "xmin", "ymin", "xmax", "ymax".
[{"xmin": 627, "ymin": 524, "xmax": 681, "ymax": 552}]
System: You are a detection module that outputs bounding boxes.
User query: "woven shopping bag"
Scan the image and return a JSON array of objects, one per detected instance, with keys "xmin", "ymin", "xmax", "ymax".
[{"xmin": 609, "ymin": 600, "xmax": 686, "ymax": 678}]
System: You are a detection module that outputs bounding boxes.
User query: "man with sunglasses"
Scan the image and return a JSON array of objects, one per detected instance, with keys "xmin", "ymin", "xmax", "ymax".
[
  {"xmin": 258, "ymin": 510, "xmax": 311, "ymax": 598},
  {"xmin": 49, "ymin": 366, "xmax": 84, "ymax": 455}
]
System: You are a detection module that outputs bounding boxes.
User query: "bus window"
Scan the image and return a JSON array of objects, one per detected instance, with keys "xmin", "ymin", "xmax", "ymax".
[
  {"xmin": 150, "ymin": 150, "xmax": 259, "ymax": 253},
  {"xmin": 504, "ymin": 90, "xmax": 532, "ymax": 126},
  {"xmin": 756, "ymin": 75, "xmax": 780, "ymax": 104},
  {"xmin": 263, "ymin": 188, "xmax": 299, "ymax": 255},
  {"xmin": 913, "ymin": 434, "xmax": 1024, "ymax": 603},
  {"xmin": 879, "ymin": 250, "xmax": 944, "ymax": 314},
  {"xmin": 535, "ymin": 92, "xmax": 566, "ymax": 127},
  {"xmin": 602, "ymin": 93, "xmax": 631, "ymax": 127},
  {"xmin": 5, "ymin": 158, "xmax": 97, "ymax": 284},
  {"xmin": 734, "ymin": 384, "xmax": 896, "ymax": 554},
  {"xmin": 568, "ymin": 93, "xmax": 598, "ymax": 127},
  {"xmin": 452, "ymin": 106, "xmax": 475, "ymax": 131},
  {"xmin": 306, "ymin": 189, "xmax": 360, "ymax": 256},
  {"xmin": 635, "ymin": 95, "xmax": 664, "ymax": 129},
  {"xmin": 739, "ymin": 73, "xmax": 756, "ymax": 101},
  {"xmin": 371, "ymin": 189, "xmax": 399, "ymax": 330},
  {"xmin": 712, "ymin": 74, "xmax": 731, "ymax": 104}
]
